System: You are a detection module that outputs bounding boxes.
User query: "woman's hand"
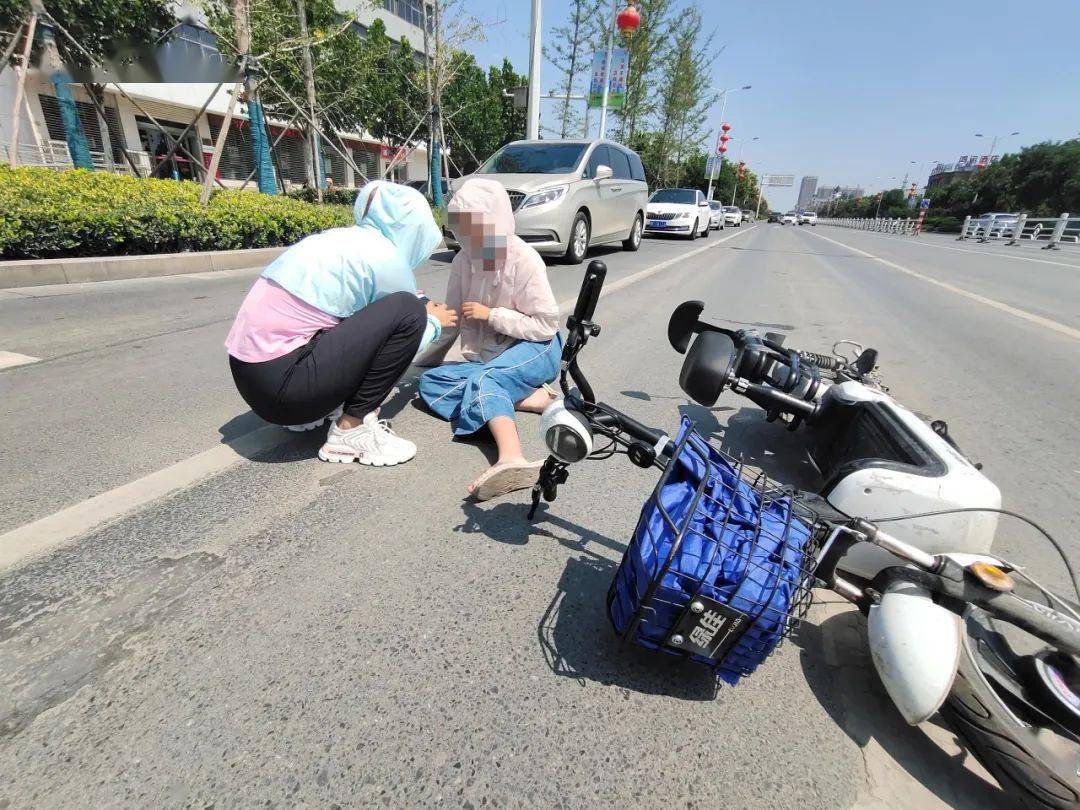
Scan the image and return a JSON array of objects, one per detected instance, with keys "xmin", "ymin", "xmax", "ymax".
[
  {"xmin": 427, "ymin": 301, "xmax": 458, "ymax": 328},
  {"xmin": 462, "ymin": 301, "xmax": 491, "ymax": 322}
]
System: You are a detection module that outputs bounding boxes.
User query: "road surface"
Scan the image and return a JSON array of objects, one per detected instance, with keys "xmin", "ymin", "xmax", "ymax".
[{"xmin": 2, "ymin": 221, "xmax": 1078, "ymax": 807}]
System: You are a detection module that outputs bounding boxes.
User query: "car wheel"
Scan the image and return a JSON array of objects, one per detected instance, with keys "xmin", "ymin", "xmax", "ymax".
[
  {"xmin": 622, "ymin": 213, "xmax": 643, "ymax": 252},
  {"xmin": 688, "ymin": 218, "xmax": 699, "ymax": 240},
  {"xmin": 564, "ymin": 212, "xmax": 590, "ymax": 264},
  {"xmin": 703, "ymin": 218, "xmax": 711, "ymax": 238}
]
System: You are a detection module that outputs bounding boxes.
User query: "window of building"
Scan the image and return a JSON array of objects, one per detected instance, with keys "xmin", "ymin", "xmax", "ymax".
[
  {"xmin": 378, "ymin": 0, "xmax": 429, "ymax": 30},
  {"xmin": 38, "ymin": 95, "xmax": 104, "ymax": 154}
]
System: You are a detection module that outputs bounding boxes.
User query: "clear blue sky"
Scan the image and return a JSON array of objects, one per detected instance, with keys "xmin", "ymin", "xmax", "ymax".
[{"xmin": 464, "ymin": 0, "xmax": 1080, "ymax": 210}]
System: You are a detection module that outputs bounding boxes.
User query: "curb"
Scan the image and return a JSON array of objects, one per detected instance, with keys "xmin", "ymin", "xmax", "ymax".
[{"xmin": 0, "ymin": 246, "xmax": 289, "ymax": 289}]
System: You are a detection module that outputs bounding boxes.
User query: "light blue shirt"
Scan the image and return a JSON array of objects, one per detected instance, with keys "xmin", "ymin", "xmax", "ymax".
[{"xmin": 263, "ymin": 181, "xmax": 444, "ymax": 352}]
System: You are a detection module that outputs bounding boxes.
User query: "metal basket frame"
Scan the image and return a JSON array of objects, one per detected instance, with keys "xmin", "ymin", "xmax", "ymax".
[{"xmin": 607, "ymin": 422, "xmax": 827, "ymax": 677}]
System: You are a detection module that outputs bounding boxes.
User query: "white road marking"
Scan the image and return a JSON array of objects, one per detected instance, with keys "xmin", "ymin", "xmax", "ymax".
[
  {"xmin": 826, "ymin": 227, "xmax": 1080, "ymax": 271},
  {"xmin": 0, "ymin": 351, "xmax": 41, "ymax": 370},
  {"xmin": 0, "ymin": 226, "xmax": 758, "ymax": 572},
  {"xmin": 805, "ymin": 228, "xmax": 1080, "ymax": 342}
]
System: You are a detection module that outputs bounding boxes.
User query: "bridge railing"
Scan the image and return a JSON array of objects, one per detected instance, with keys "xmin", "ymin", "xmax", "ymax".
[{"xmin": 819, "ymin": 213, "xmax": 1079, "ymax": 251}]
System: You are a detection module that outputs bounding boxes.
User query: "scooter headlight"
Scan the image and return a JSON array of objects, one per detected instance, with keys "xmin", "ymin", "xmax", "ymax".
[{"xmin": 539, "ymin": 398, "xmax": 593, "ymax": 463}]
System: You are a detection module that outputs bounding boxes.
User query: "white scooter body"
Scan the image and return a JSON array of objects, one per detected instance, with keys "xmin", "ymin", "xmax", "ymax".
[{"xmin": 816, "ymin": 381, "xmax": 1002, "ymax": 581}]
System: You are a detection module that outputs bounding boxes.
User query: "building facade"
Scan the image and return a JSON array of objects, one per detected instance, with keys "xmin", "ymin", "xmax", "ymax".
[
  {"xmin": 0, "ymin": 2, "xmax": 432, "ymax": 189},
  {"xmin": 796, "ymin": 176, "xmax": 817, "ymax": 210}
]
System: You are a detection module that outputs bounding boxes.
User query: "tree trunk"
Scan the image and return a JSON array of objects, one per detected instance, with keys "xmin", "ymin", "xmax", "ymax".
[{"xmin": 295, "ymin": 0, "xmax": 322, "ymax": 201}]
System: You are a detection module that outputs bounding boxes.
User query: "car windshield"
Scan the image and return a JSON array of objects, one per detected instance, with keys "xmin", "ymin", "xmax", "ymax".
[
  {"xmin": 650, "ymin": 189, "xmax": 696, "ymax": 204},
  {"xmin": 709, "ymin": 201, "xmax": 722, "ymax": 210},
  {"xmin": 478, "ymin": 143, "xmax": 587, "ymax": 174},
  {"xmin": 723, "ymin": 206, "xmax": 739, "ymax": 213}
]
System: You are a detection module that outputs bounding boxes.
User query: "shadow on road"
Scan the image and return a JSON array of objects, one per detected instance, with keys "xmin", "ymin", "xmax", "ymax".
[
  {"xmin": 455, "ymin": 500, "xmax": 718, "ymax": 699},
  {"xmin": 794, "ymin": 608, "xmax": 1009, "ymax": 807}
]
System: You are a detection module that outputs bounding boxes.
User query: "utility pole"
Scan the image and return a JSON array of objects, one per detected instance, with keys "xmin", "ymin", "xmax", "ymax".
[
  {"xmin": 597, "ymin": 0, "xmax": 616, "ymax": 138},
  {"xmin": 295, "ymin": 0, "xmax": 322, "ymax": 202},
  {"xmin": 526, "ymin": 0, "xmax": 542, "ymax": 139}
]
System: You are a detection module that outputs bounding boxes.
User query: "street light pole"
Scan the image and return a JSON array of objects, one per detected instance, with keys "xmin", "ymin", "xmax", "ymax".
[
  {"xmin": 975, "ymin": 130, "xmax": 1019, "ymax": 162},
  {"xmin": 526, "ymin": 0, "xmax": 543, "ymax": 139},
  {"xmin": 597, "ymin": 0, "xmax": 619, "ymax": 138},
  {"xmin": 705, "ymin": 85, "xmax": 750, "ymax": 201}
]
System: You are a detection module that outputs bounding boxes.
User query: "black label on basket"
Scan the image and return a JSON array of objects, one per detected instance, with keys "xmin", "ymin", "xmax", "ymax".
[{"xmin": 666, "ymin": 596, "xmax": 750, "ymax": 661}]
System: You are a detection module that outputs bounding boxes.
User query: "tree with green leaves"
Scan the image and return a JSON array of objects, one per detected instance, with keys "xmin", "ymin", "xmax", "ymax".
[
  {"xmin": 0, "ymin": 0, "xmax": 175, "ymax": 70},
  {"xmin": 441, "ymin": 50, "xmax": 502, "ymax": 174},
  {"xmin": 487, "ymin": 57, "xmax": 527, "ymax": 147},
  {"xmin": 202, "ymin": 0, "xmax": 375, "ymax": 135},
  {"xmin": 361, "ymin": 19, "xmax": 427, "ymax": 151},
  {"xmin": 652, "ymin": 8, "xmax": 717, "ymax": 186},
  {"xmin": 543, "ymin": 0, "xmax": 603, "ymax": 139},
  {"xmin": 613, "ymin": 0, "xmax": 676, "ymax": 142}
]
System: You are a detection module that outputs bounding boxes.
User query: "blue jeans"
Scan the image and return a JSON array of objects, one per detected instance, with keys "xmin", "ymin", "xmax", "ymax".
[{"xmin": 419, "ymin": 335, "xmax": 562, "ymax": 436}]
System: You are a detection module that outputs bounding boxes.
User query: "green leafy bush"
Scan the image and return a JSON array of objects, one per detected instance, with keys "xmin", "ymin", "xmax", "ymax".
[
  {"xmin": 0, "ymin": 167, "xmax": 353, "ymax": 260},
  {"xmin": 287, "ymin": 185, "xmax": 361, "ymax": 206}
]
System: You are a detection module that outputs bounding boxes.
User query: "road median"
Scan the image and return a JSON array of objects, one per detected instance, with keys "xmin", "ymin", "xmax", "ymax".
[{"xmin": 0, "ymin": 246, "xmax": 290, "ymax": 289}]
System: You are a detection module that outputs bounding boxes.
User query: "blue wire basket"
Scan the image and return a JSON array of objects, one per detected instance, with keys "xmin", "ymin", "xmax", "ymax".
[{"xmin": 607, "ymin": 416, "xmax": 824, "ymax": 685}]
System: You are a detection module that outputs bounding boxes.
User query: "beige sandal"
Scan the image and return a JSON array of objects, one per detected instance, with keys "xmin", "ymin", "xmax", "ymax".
[{"xmin": 471, "ymin": 460, "xmax": 545, "ymax": 502}]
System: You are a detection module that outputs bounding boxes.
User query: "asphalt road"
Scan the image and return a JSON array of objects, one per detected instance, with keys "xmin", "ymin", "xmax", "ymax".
[{"xmin": 2, "ymin": 221, "xmax": 1078, "ymax": 807}]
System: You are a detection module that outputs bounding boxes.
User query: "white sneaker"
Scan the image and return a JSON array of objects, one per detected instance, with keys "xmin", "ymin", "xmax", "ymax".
[
  {"xmin": 285, "ymin": 404, "xmax": 344, "ymax": 432},
  {"xmin": 318, "ymin": 412, "xmax": 417, "ymax": 466}
]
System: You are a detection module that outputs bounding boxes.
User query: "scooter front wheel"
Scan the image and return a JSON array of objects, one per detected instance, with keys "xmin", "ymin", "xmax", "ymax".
[{"xmin": 941, "ymin": 608, "xmax": 1080, "ymax": 808}]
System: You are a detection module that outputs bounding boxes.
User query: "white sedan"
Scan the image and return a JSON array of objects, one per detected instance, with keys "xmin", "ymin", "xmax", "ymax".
[
  {"xmin": 781, "ymin": 212, "xmax": 798, "ymax": 225},
  {"xmin": 644, "ymin": 188, "xmax": 711, "ymax": 240},
  {"xmin": 707, "ymin": 201, "xmax": 725, "ymax": 230}
]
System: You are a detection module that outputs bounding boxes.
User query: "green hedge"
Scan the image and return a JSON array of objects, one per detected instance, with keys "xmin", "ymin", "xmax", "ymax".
[
  {"xmin": 287, "ymin": 185, "xmax": 361, "ymax": 206},
  {"xmin": 0, "ymin": 167, "xmax": 353, "ymax": 260}
]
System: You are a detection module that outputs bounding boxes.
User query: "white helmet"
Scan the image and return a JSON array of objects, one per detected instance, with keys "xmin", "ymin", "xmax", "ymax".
[{"xmin": 539, "ymin": 398, "xmax": 593, "ymax": 463}]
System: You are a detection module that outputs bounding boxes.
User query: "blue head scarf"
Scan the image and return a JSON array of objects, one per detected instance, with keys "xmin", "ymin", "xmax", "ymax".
[{"xmin": 263, "ymin": 180, "xmax": 442, "ymax": 319}]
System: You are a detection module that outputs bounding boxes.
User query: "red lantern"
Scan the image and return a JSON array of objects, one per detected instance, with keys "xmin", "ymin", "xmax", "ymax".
[
  {"xmin": 616, "ymin": 2, "xmax": 641, "ymax": 35},
  {"xmin": 721, "ymin": 122, "xmax": 731, "ymax": 132},
  {"xmin": 719, "ymin": 145, "xmax": 728, "ymax": 154},
  {"xmin": 720, "ymin": 134, "xmax": 730, "ymax": 143}
]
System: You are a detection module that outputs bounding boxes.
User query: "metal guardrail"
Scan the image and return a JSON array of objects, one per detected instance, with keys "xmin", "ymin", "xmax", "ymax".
[
  {"xmin": 956, "ymin": 213, "xmax": 1079, "ymax": 250},
  {"xmin": 817, "ymin": 216, "xmax": 920, "ymax": 236},
  {"xmin": 819, "ymin": 212, "xmax": 1079, "ymax": 251},
  {"xmin": 2, "ymin": 140, "xmax": 153, "ymax": 175}
]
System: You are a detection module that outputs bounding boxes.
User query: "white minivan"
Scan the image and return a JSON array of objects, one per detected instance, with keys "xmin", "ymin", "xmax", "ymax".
[{"xmin": 447, "ymin": 139, "xmax": 650, "ymax": 264}]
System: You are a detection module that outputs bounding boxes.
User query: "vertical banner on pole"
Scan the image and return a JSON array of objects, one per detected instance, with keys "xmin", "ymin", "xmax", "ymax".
[
  {"xmin": 588, "ymin": 51, "xmax": 606, "ymax": 108},
  {"xmin": 606, "ymin": 48, "xmax": 629, "ymax": 110}
]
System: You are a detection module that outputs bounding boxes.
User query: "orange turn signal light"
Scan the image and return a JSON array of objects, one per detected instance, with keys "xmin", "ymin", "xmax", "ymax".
[{"xmin": 969, "ymin": 561, "xmax": 1015, "ymax": 592}]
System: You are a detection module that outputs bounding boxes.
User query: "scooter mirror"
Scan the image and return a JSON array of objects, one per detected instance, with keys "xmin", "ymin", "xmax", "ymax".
[
  {"xmin": 668, "ymin": 300, "xmax": 705, "ymax": 353},
  {"xmin": 680, "ymin": 330, "xmax": 737, "ymax": 406}
]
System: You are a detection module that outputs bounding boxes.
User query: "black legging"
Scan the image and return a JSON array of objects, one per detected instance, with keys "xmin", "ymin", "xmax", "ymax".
[{"xmin": 230, "ymin": 291, "xmax": 426, "ymax": 425}]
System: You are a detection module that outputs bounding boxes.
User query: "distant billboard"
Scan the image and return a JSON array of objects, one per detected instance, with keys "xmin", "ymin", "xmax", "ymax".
[{"xmin": 762, "ymin": 174, "xmax": 795, "ymax": 187}]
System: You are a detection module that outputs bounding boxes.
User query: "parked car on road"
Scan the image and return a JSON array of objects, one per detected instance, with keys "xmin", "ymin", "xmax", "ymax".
[
  {"xmin": 767, "ymin": 211, "xmax": 781, "ymax": 223},
  {"xmin": 406, "ymin": 178, "xmax": 450, "ymax": 198},
  {"xmin": 781, "ymin": 212, "xmax": 798, "ymax": 225},
  {"xmin": 742, "ymin": 210, "xmax": 755, "ymax": 223},
  {"xmin": 798, "ymin": 211, "xmax": 818, "ymax": 225},
  {"xmin": 722, "ymin": 206, "xmax": 743, "ymax": 227},
  {"xmin": 707, "ymin": 200, "xmax": 726, "ymax": 230},
  {"xmin": 973, "ymin": 212, "xmax": 1019, "ymax": 239},
  {"xmin": 446, "ymin": 139, "xmax": 649, "ymax": 264},
  {"xmin": 645, "ymin": 188, "xmax": 711, "ymax": 240}
]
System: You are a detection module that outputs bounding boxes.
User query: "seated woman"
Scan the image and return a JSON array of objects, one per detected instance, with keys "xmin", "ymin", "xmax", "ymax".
[
  {"xmin": 226, "ymin": 181, "xmax": 457, "ymax": 466},
  {"xmin": 419, "ymin": 178, "xmax": 561, "ymax": 501}
]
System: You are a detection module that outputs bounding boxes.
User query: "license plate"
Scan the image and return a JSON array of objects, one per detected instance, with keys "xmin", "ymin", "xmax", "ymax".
[{"xmin": 648, "ymin": 220, "xmax": 666, "ymax": 228}]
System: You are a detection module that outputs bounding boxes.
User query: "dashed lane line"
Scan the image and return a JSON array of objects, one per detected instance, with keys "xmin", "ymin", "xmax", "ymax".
[
  {"xmin": 0, "ymin": 351, "xmax": 41, "ymax": 370},
  {"xmin": 0, "ymin": 225, "xmax": 758, "ymax": 572}
]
